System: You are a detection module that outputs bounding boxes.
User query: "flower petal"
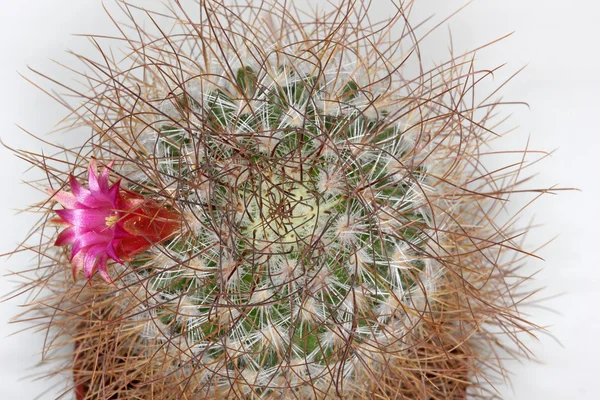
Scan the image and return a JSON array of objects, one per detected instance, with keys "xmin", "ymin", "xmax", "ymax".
[
  {"xmin": 55, "ymin": 227, "xmax": 78, "ymax": 246},
  {"xmin": 50, "ymin": 189, "xmax": 81, "ymax": 209},
  {"xmin": 95, "ymin": 254, "xmax": 112, "ymax": 283},
  {"xmin": 87, "ymin": 160, "xmax": 112, "ymax": 195},
  {"xmin": 72, "ymin": 251, "xmax": 85, "ymax": 279},
  {"xmin": 87, "ymin": 161, "xmax": 118, "ymax": 206},
  {"xmin": 83, "ymin": 244, "xmax": 106, "ymax": 280},
  {"xmin": 122, "ymin": 204, "xmax": 180, "ymax": 242},
  {"xmin": 55, "ymin": 208, "xmax": 110, "ymax": 229},
  {"xmin": 70, "ymin": 175, "xmax": 103, "ymax": 208},
  {"xmin": 105, "ymin": 240, "xmax": 123, "ymax": 264},
  {"xmin": 71, "ymin": 231, "xmax": 113, "ymax": 260},
  {"xmin": 50, "ymin": 216, "xmax": 70, "ymax": 226},
  {"xmin": 118, "ymin": 193, "xmax": 144, "ymax": 212},
  {"xmin": 116, "ymin": 236, "xmax": 151, "ymax": 260},
  {"xmin": 97, "ymin": 161, "xmax": 114, "ymax": 193},
  {"xmin": 87, "ymin": 160, "xmax": 100, "ymax": 193},
  {"xmin": 111, "ymin": 224, "xmax": 130, "ymax": 240},
  {"xmin": 108, "ymin": 180, "xmax": 120, "ymax": 205}
]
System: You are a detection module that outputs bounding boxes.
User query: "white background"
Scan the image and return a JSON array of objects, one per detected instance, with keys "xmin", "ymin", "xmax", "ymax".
[{"xmin": 0, "ymin": 1, "xmax": 597, "ymax": 399}]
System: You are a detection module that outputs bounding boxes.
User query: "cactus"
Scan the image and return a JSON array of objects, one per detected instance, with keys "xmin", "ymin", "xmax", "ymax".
[{"xmin": 10, "ymin": 1, "xmax": 551, "ymax": 399}]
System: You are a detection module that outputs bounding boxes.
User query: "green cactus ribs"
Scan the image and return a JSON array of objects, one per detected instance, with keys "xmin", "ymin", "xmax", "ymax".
[{"xmin": 136, "ymin": 64, "xmax": 431, "ymax": 393}]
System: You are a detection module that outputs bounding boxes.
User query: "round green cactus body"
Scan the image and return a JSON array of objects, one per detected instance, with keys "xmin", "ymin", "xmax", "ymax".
[{"xmin": 137, "ymin": 62, "xmax": 436, "ymax": 396}]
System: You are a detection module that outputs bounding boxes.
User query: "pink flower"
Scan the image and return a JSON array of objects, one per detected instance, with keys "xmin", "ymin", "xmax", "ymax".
[{"xmin": 50, "ymin": 160, "xmax": 180, "ymax": 283}]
